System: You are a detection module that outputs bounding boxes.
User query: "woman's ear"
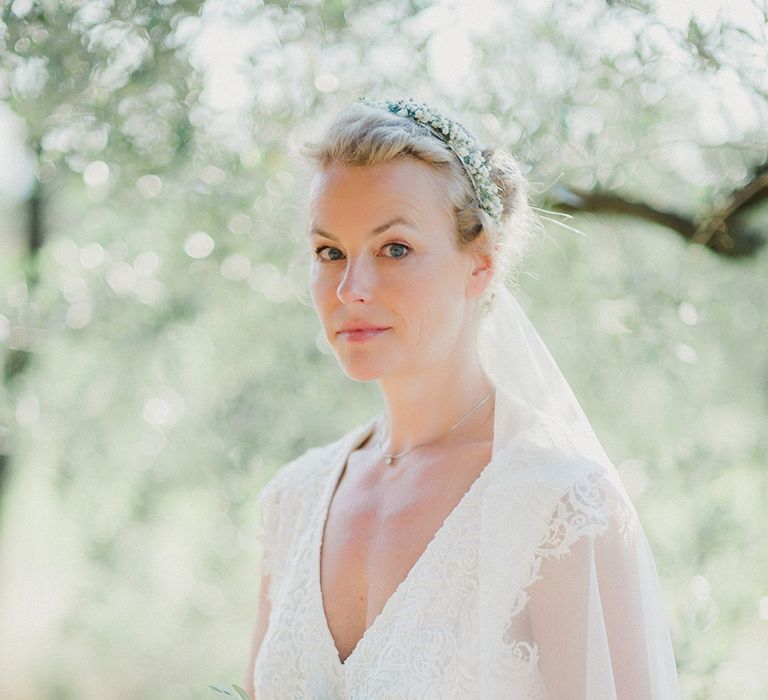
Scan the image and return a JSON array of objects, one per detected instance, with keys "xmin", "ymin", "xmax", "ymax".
[{"xmin": 466, "ymin": 250, "xmax": 494, "ymax": 300}]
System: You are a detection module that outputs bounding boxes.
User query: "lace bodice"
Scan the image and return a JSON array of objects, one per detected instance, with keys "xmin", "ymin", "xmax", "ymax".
[{"xmin": 252, "ymin": 414, "xmax": 680, "ymax": 699}]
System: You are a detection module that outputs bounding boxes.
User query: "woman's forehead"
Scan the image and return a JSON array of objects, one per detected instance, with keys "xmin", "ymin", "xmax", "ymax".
[{"xmin": 309, "ymin": 160, "xmax": 449, "ymax": 225}]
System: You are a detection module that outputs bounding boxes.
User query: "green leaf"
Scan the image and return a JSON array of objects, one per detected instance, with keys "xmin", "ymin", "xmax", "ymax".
[
  {"xmin": 232, "ymin": 685, "xmax": 251, "ymax": 700},
  {"xmin": 207, "ymin": 684, "xmax": 251, "ymax": 700}
]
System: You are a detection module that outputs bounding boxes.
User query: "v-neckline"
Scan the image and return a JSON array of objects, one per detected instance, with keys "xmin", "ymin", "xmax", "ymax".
[{"xmin": 314, "ymin": 415, "xmax": 495, "ymax": 670}]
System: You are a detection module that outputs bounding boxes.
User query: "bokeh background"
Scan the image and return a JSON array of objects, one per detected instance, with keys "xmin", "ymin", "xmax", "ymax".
[{"xmin": 1, "ymin": 0, "xmax": 767, "ymax": 698}]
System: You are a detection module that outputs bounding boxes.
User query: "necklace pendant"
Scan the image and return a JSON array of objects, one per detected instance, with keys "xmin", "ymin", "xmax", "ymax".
[{"xmin": 385, "ymin": 455, "xmax": 394, "ymax": 465}]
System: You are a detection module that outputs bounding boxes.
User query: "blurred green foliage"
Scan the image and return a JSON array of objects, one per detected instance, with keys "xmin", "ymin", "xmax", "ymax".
[{"xmin": 0, "ymin": 0, "xmax": 766, "ymax": 698}]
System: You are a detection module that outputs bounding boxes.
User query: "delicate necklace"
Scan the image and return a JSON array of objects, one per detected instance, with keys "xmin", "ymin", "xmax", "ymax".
[{"xmin": 377, "ymin": 390, "xmax": 493, "ymax": 466}]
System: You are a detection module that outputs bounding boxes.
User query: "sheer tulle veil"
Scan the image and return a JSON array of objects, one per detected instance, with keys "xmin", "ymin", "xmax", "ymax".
[
  {"xmin": 474, "ymin": 279, "xmax": 681, "ymax": 697},
  {"xmin": 478, "ymin": 280, "xmax": 612, "ymax": 468}
]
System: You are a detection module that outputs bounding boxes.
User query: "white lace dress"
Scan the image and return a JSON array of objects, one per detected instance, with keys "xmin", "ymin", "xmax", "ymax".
[{"xmin": 252, "ymin": 412, "xmax": 680, "ymax": 699}]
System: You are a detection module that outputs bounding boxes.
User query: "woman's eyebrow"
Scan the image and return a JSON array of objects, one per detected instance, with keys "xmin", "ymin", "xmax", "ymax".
[{"xmin": 308, "ymin": 216, "xmax": 415, "ymax": 240}]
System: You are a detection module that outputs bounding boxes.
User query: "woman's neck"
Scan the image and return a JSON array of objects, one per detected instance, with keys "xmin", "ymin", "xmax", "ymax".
[{"xmin": 375, "ymin": 351, "xmax": 496, "ymax": 457}]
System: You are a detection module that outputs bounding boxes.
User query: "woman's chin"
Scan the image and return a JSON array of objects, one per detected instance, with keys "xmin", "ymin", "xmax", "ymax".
[
  {"xmin": 340, "ymin": 364, "xmax": 385, "ymax": 382},
  {"xmin": 335, "ymin": 356, "xmax": 389, "ymax": 382}
]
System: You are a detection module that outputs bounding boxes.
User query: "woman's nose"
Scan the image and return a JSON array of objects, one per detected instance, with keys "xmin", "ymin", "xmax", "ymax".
[{"xmin": 336, "ymin": 258, "xmax": 373, "ymax": 304}]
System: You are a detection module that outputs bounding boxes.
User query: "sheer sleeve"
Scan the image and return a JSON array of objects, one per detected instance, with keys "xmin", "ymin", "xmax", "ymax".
[
  {"xmin": 256, "ymin": 479, "xmax": 282, "ymax": 603},
  {"xmin": 526, "ymin": 470, "xmax": 680, "ymax": 700},
  {"xmin": 255, "ymin": 453, "xmax": 311, "ymax": 603}
]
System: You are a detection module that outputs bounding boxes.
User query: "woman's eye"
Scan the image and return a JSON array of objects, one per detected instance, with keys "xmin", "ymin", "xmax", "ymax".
[
  {"xmin": 383, "ymin": 243, "xmax": 410, "ymax": 259},
  {"xmin": 314, "ymin": 245, "xmax": 343, "ymax": 261},
  {"xmin": 313, "ymin": 243, "xmax": 410, "ymax": 262}
]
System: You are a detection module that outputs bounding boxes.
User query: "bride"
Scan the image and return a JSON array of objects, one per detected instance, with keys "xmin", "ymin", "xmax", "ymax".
[{"xmin": 244, "ymin": 97, "xmax": 680, "ymax": 698}]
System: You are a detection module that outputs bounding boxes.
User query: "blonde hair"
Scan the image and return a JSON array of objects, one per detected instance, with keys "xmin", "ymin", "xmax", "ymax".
[{"xmin": 300, "ymin": 101, "xmax": 541, "ymax": 314}]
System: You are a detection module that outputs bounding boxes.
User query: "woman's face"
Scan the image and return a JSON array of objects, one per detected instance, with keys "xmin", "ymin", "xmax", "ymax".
[{"xmin": 307, "ymin": 157, "xmax": 492, "ymax": 383}]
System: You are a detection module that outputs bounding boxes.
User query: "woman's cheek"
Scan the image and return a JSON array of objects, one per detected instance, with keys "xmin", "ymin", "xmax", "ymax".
[{"xmin": 311, "ymin": 272, "xmax": 336, "ymax": 303}]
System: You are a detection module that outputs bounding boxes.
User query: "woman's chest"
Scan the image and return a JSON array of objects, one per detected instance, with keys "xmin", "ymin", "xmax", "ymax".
[
  {"xmin": 319, "ymin": 447, "xmax": 492, "ymax": 663},
  {"xmin": 256, "ymin": 487, "xmax": 488, "ymax": 700}
]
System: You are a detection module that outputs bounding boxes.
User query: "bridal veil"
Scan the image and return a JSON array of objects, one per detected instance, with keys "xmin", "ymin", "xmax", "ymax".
[{"xmin": 474, "ymin": 282, "xmax": 681, "ymax": 698}]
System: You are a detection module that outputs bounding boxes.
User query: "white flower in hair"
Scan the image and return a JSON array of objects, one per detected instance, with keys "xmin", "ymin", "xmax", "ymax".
[{"xmin": 358, "ymin": 96, "xmax": 504, "ymax": 224}]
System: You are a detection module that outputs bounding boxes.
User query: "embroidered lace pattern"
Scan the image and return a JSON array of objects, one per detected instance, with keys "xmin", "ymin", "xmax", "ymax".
[{"xmin": 252, "ymin": 420, "xmax": 666, "ymax": 699}]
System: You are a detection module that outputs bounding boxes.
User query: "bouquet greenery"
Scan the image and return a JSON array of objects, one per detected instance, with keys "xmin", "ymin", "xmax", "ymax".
[{"xmin": 208, "ymin": 683, "xmax": 251, "ymax": 699}]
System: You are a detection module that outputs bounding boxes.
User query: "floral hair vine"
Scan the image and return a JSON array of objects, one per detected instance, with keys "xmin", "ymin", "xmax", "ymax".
[{"xmin": 357, "ymin": 96, "xmax": 504, "ymax": 224}]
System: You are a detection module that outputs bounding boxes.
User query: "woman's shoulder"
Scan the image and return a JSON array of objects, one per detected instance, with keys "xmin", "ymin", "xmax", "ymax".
[
  {"xmin": 489, "ymin": 401, "xmax": 637, "ymax": 523},
  {"xmin": 260, "ymin": 414, "xmax": 379, "ymax": 503}
]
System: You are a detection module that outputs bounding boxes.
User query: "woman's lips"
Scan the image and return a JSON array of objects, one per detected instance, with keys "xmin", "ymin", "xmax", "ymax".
[{"xmin": 339, "ymin": 328, "xmax": 389, "ymax": 342}]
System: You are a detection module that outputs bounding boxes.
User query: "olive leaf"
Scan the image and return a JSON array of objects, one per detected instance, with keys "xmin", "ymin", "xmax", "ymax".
[{"xmin": 208, "ymin": 683, "xmax": 251, "ymax": 699}]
